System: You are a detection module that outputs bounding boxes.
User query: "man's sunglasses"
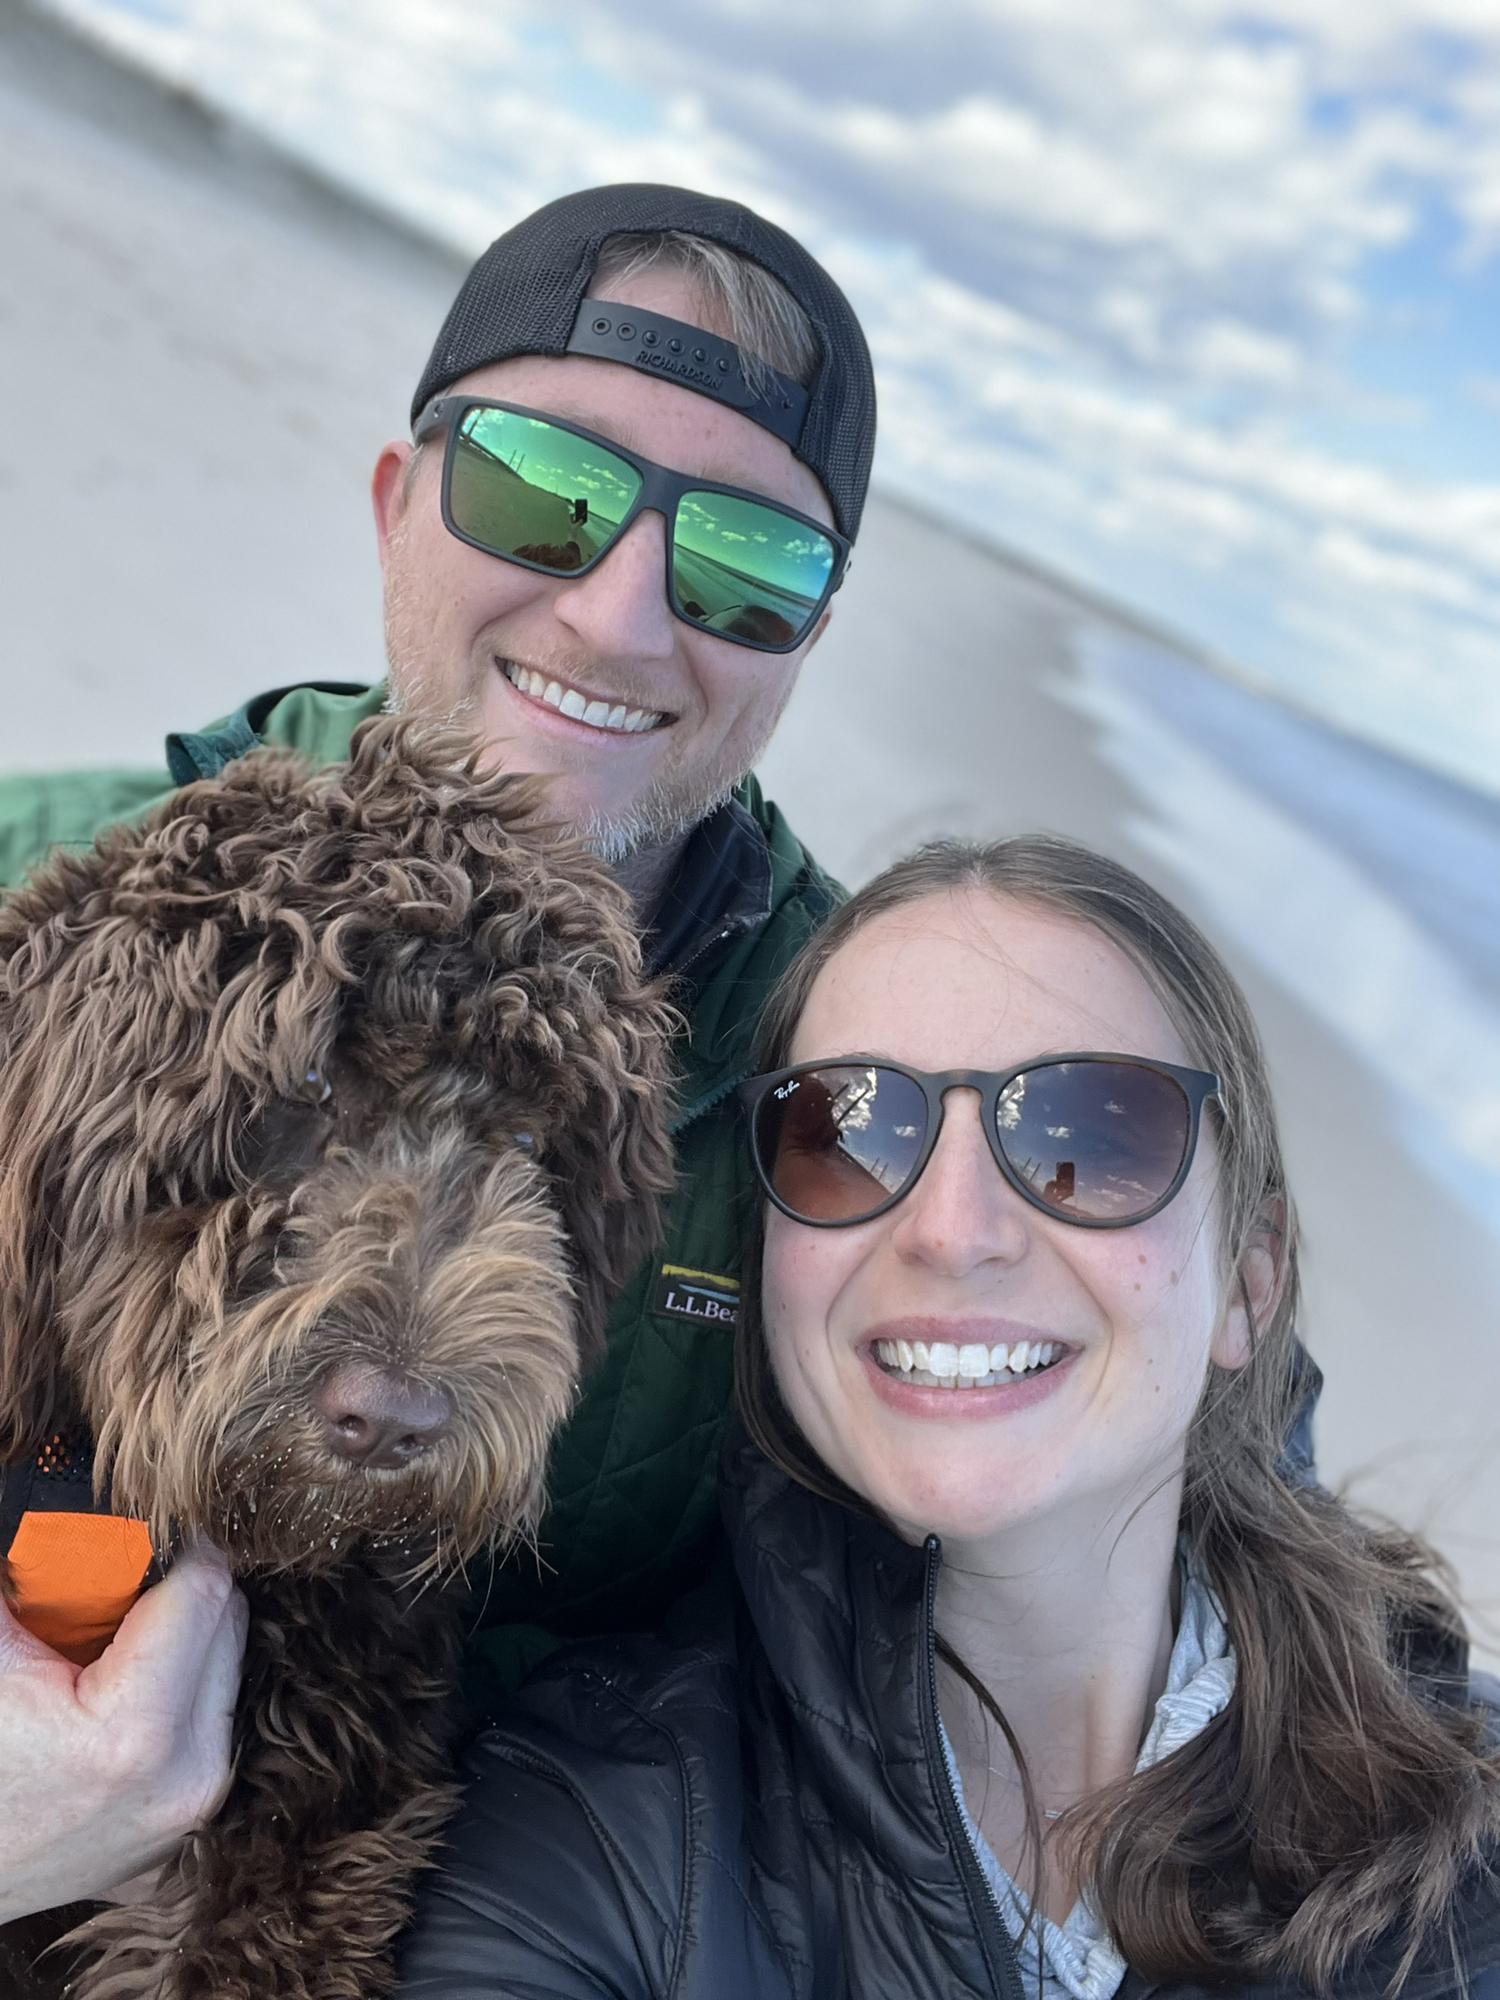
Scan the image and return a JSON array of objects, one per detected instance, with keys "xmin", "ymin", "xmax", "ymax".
[
  {"xmin": 412, "ymin": 398, "xmax": 850, "ymax": 655},
  {"xmin": 739, "ymin": 1055, "xmax": 1221, "ymax": 1231}
]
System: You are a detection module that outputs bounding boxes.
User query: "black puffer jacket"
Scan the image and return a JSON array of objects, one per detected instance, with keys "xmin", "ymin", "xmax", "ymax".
[{"xmin": 398, "ymin": 1436, "xmax": 1500, "ymax": 1999}]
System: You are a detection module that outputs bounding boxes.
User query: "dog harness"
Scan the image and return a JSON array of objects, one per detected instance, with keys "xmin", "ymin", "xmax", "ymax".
[{"xmin": 0, "ymin": 1427, "xmax": 156, "ymax": 1666}]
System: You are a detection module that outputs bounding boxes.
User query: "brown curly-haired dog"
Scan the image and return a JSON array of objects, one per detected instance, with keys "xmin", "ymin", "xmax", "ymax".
[{"xmin": 0, "ymin": 717, "xmax": 677, "ymax": 1999}]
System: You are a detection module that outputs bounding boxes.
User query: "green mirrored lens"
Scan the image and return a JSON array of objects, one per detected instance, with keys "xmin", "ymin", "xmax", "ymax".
[
  {"xmin": 673, "ymin": 492, "xmax": 836, "ymax": 648},
  {"xmin": 449, "ymin": 409, "xmax": 641, "ymax": 572}
]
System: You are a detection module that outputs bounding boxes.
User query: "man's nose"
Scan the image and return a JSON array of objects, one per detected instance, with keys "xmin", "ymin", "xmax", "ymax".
[
  {"xmin": 888, "ymin": 1091, "xmax": 1030, "ymax": 1275},
  {"xmin": 550, "ymin": 510, "xmax": 677, "ymax": 661}
]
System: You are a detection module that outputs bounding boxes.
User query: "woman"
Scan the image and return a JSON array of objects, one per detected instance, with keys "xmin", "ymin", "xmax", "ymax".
[{"xmin": 399, "ymin": 837, "xmax": 1500, "ymax": 1999}]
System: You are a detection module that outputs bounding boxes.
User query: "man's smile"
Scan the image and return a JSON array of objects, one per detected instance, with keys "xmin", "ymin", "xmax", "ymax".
[{"xmin": 499, "ymin": 658, "xmax": 670, "ymax": 737}]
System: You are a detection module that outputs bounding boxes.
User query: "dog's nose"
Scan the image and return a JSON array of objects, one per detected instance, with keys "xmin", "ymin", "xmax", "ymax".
[{"xmin": 314, "ymin": 1364, "xmax": 453, "ymax": 1470}]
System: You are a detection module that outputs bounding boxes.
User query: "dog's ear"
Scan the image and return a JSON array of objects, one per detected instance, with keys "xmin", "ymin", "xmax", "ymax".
[
  {"xmin": 0, "ymin": 758, "xmax": 341, "ymax": 1457},
  {"xmin": 547, "ymin": 969, "xmax": 680, "ymax": 1366},
  {"xmin": 0, "ymin": 991, "xmax": 65, "ymax": 1454},
  {"xmin": 0, "ymin": 840, "xmax": 142, "ymax": 1454}
]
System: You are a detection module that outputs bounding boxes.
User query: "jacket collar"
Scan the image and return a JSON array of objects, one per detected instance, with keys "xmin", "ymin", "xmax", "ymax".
[
  {"xmin": 165, "ymin": 682, "xmax": 374, "ymax": 786},
  {"xmin": 643, "ymin": 796, "xmax": 772, "ymax": 982}
]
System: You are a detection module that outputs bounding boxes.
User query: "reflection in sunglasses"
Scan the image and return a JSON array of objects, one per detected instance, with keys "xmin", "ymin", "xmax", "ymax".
[
  {"xmin": 832, "ymin": 1073, "xmax": 878, "ymax": 1132},
  {"xmin": 513, "ymin": 541, "xmax": 586, "ymax": 569},
  {"xmin": 750, "ymin": 1056, "xmax": 1212, "ymax": 1231}
]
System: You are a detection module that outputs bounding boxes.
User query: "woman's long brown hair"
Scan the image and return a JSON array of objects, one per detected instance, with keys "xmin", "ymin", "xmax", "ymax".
[{"xmin": 735, "ymin": 835, "xmax": 1498, "ymax": 1992}]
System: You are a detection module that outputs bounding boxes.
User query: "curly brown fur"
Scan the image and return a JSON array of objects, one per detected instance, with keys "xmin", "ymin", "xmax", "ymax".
[{"xmin": 0, "ymin": 717, "xmax": 678, "ymax": 1998}]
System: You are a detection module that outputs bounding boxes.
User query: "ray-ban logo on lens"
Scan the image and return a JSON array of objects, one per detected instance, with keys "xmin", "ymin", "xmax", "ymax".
[{"xmin": 654, "ymin": 1263, "xmax": 739, "ymax": 1328}]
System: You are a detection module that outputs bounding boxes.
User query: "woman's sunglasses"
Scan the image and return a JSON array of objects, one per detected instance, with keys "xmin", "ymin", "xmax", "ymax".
[
  {"xmin": 739, "ymin": 1055, "xmax": 1221, "ymax": 1231},
  {"xmin": 412, "ymin": 398, "xmax": 850, "ymax": 655}
]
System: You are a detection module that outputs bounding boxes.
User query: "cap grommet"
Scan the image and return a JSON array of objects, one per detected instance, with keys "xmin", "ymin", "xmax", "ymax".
[
  {"xmin": 642, "ymin": 330, "xmax": 659, "ymax": 346},
  {"xmin": 592, "ymin": 317, "xmax": 611, "ymax": 334},
  {"xmin": 716, "ymin": 357, "xmax": 730, "ymax": 372},
  {"xmin": 617, "ymin": 322, "xmax": 635, "ymax": 339},
  {"xmin": 668, "ymin": 337, "xmax": 683, "ymax": 353},
  {"xmin": 692, "ymin": 346, "xmax": 706, "ymax": 362}
]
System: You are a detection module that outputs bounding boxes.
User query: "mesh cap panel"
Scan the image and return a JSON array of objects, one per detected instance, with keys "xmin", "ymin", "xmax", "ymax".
[{"xmin": 411, "ymin": 183, "xmax": 877, "ymax": 541}]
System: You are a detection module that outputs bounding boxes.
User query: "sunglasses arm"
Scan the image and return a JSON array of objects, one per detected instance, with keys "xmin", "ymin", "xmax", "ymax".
[{"xmin": 411, "ymin": 397, "xmax": 455, "ymax": 446}]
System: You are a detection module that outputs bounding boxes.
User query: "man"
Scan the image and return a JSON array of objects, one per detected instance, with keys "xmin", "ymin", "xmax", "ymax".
[{"xmin": 0, "ymin": 183, "xmax": 876, "ymax": 1919}]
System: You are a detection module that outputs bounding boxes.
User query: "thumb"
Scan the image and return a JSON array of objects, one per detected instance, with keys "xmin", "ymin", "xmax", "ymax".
[
  {"xmin": 0, "ymin": 1587, "xmax": 77, "ymax": 1680},
  {"xmin": 81, "ymin": 1540, "xmax": 236, "ymax": 1712}
]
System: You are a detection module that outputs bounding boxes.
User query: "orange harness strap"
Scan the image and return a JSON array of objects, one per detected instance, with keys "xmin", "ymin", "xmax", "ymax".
[
  {"xmin": 1, "ymin": 1440, "xmax": 156, "ymax": 1667},
  {"xmin": 6, "ymin": 1511, "xmax": 155, "ymax": 1665}
]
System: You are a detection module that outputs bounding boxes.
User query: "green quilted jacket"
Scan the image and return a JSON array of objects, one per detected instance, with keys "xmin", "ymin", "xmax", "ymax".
[{"xmin": 0, "ymin": 682, "xmax": 842, "ymax": 1694}]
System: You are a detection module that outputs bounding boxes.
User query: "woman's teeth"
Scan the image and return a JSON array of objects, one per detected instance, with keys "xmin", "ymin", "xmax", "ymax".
[
  {"xmin": 872, "ymin": 1338, "xmax": 1064, "ymax": 1388},
  {"xmin": 504, "ymin": 661, "xmax": 663, "ymax": 734}
]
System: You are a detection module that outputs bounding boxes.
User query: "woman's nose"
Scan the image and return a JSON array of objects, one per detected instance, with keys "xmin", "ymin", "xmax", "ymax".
[
  {"xmin": 888, "ymin": 1090, "xmax": 1030, "ymax": 1274},
  {"xmin": 550, "ymin": 510, "xmax": 677, "ymax": 661}
]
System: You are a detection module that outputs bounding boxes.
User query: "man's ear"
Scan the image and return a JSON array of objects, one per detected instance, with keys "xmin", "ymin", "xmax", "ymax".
[
  {"xmin": 371, "ymin": 440, "xmax": 415, "ymax": 569},
  {"xmin": 800, "ymin": 605, "xmax": 834, "ymax": 659},
  {"xmin": 1214, "ymin": 1198, "xmax": 1288, "ymax": 1371}
]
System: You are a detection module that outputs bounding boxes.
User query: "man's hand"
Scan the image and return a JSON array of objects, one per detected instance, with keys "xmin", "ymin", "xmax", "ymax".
[{"xmin": 0, "ymin": 1540, "xmax": 247, "ymax": 1922}]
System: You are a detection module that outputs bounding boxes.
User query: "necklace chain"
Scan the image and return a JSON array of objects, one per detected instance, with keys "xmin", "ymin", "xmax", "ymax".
[{"xmin": 983, "ymin": 1763, "xmax": 1072, "ymax": 1820}]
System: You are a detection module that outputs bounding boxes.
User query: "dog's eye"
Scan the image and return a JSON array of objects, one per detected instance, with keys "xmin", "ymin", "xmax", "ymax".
[
  {"xmin": 300, "ymin": 1066, "xmax": 334, "ymax": 1106},
  {"xmin": 511, "ymin": 1131, "xmax": 535, "ymax": 1154}
]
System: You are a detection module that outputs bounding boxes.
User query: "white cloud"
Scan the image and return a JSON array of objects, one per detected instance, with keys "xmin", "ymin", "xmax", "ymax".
[
  {"xmin": 1180, "ymin": 320, "xmax": 1304, "ymax": 388},
  {"xmin": 1313, "ymin": 528, "xmax": 1500, "ymax": 620},
  {"xmin": 822, "ymin": 93, "xmax": 1169, "ymax": 248}
]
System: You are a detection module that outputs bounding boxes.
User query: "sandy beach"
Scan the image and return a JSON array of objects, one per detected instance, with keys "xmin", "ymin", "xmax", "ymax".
[{"xmin": 3, "ymin": 0, "xmax": 1497, "ymax": 1655}]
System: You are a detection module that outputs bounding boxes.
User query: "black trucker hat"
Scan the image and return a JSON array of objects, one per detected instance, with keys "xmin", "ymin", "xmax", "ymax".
[{"xmin": 410, "ymin": 183, "xmax": 877, "ymax": 542}]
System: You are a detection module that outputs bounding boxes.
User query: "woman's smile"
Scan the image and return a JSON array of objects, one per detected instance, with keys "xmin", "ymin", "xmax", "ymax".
[
  {"xmin": 860, "ymin": 1326, "xmax": 1081, "ymax": 1420},
  {"xmin": 855, "ymin": 1312, "xmax": 1080, "ymax": 1419}
]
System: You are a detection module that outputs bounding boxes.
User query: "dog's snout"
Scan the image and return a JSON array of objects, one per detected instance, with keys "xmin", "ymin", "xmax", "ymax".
[{"xmin": 314, "ymin": 1363, "xmax": 454, "ymax": 1471}]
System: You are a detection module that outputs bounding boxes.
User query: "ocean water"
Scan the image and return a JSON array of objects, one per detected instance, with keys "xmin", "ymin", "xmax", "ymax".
[
  {"xmin": 1064, "ymin": 629, "xmax": 1500, "ymax": 1233},
  {"xmin": 1097, "ymin": 638, "xmax": 1500, "ymax": 994}
]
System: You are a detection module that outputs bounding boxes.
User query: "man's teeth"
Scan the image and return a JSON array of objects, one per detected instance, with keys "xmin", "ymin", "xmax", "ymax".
[
  {"xmin": 504, "ymin": 662, "xmax": 663, "ymax": 734},
  {"xmin": 872, "ymin": 1338, "xmax": 1064, "ymax": 1388}
]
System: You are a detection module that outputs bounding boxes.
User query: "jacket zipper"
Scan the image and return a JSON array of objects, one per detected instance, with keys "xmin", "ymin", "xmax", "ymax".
[
  {"xmin": 670, "ymin": 1064, "xmax": 752, "ymax": 1137},
  {"xmin": 666, "ymin": 911, "xmax": 761, "ymax": 1136},
  {"xmin": 672, "ymin": 914, "xmax": 756, "ymax": 982},
  {"xmin": 920, "ymin": 1535, "xmax": 1026, "ymax": 2000}
]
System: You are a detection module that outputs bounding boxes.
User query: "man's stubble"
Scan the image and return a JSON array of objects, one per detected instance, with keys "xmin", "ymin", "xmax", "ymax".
[{"xmin": 381, "ymin": 516, "xmax": 798, "ymax": 868}]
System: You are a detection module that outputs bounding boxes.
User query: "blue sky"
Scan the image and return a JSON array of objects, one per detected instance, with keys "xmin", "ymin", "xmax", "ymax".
[{"xmin": 44, "ymin": 0, "xmax": 1500, "ymax": 794}]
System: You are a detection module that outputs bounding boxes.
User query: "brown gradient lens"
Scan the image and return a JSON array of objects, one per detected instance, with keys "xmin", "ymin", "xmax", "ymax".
[
  {"xmin": 994, "ymin": 1060, "xmax": 1192, "ymax": 1220},
  {"xmin": 755, "ymin": 1065, "xmax": 929, "ymax": 1223}
]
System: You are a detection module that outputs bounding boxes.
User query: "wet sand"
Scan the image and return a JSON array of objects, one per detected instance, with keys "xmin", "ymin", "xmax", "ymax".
[{"xmin": 3, "ymin": 0, "xmax": 1496, "ymax": 1653}]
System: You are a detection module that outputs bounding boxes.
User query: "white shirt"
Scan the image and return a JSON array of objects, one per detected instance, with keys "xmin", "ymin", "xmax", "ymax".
[{"xmin": 940, "ymin": 1567, "xmax": 1236, "ymax": 2000}]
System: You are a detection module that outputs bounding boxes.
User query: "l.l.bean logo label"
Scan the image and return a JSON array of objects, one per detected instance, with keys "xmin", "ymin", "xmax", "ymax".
[{"xmin": 653, "ymin": 1263, "xmax": 740, "ymax": 1329}]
